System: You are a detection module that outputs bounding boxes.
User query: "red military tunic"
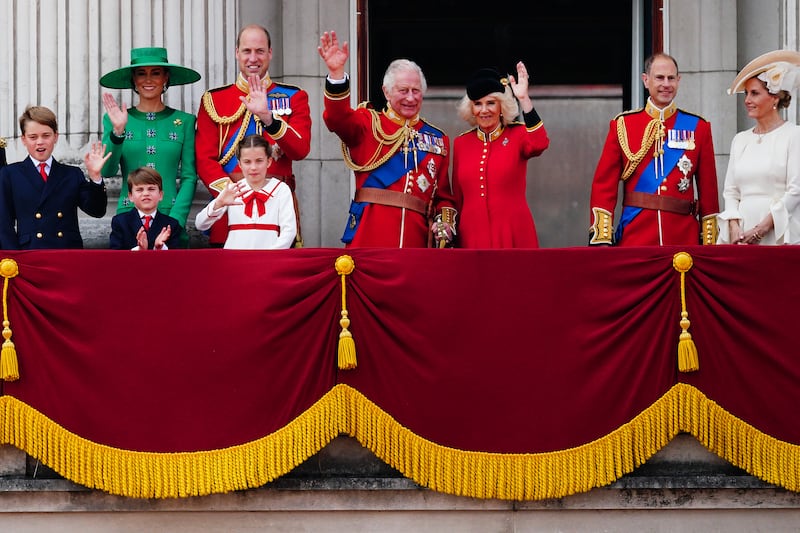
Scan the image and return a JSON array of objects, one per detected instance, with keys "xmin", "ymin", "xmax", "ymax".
[
  {"xmin": 452, "ymin": 110, "xmax": 549, "ymax": 248},
  {"xmin": 195, "ymin": 73, "xmax": 311, "ymax": 245},
  {"xmin": 323, "ymin": 78, "xmax": 454, "ymax": 248},
  {"xmin": 589, "ymin": 99, "xmax": 719, "ymax": 246}
]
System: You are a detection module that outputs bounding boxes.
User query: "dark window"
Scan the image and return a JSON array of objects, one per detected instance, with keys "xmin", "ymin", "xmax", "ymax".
[{"xmin": 366, "ymin": 0, "xmax": 633, "ymax": 106}]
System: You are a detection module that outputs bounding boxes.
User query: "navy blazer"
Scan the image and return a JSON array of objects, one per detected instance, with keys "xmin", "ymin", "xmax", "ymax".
[
  {"xmin": 0, "ymin": 158, "xmax": 107, "ymax": 249},
  {"xmin": 110, "ymin": 209, "xmax": 183, "ymax": 250}
]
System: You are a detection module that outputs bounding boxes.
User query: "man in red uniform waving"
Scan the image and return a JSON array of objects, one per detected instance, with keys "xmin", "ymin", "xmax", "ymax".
[
  {"xmin": 589, "ymin": 53, "xmax": 719, "ymax": 246},
  {"xmin": 318, "ymin": 30, "xmax": 455, "ymax": 248},
  {"xmin": 196, "ymin": 24, "xmax": 310, "ymax": 247}
]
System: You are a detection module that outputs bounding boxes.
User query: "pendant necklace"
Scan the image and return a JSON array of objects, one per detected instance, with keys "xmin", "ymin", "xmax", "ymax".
[{"xmin": 755, "ymin": 120, "xmax": 784, "ymax": 144}]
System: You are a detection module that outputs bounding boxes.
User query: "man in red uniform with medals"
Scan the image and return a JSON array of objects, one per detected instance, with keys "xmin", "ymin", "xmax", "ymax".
[
  {"xmin": 589, "ymin": 53, "xmax": 719, "ymax": 246},
  {"xmin": 318, "ymin": 30, "xmax": 455, "ymax": 248},
  {"xmin": 195, "ymin": 24, "xmax": 311, "ymax": 246}
]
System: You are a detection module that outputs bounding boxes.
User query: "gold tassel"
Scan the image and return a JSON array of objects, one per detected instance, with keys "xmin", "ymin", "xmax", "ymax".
[
  {"xmin": 1, "ymin": 258, "xmax": 20, "ymax": 381},
  {"xmin": 335, "ymin": 255, "xmax": 357, "ymax": 370},
  {"xmin": 672, "ymin": 252, "xmax": 699, "ymax": 372}
]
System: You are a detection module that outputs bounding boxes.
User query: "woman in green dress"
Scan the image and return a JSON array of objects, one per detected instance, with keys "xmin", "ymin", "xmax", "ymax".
[{"xmin": 100, "ymin": 47, "xmax": 201, "ymax": 246}]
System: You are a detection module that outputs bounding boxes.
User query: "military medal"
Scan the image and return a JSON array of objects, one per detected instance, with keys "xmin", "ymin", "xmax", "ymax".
[
  {"xmin": 416, "ymin": 174, "xmax": 430, "ymax": 193},
  {"xmin": 268, "ymin": 95, "xmax": 292, "ymax": 116},
  {"xmin": 677, "ymin": 154, "xmax": 692, "ymax": 192},
  {"xmin": 667, "ymin": 129, "xmax": 696, "ymax": 150},
  {"xmin": 427, "ymin": 159, "xmax": 437, "ymax": 180}
]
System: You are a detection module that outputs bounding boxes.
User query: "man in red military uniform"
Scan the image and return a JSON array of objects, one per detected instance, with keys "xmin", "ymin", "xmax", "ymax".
[
  {"xmin": 589, "ymin": 53, "xmax": 719, "ymax": 246},
  {"xmin": 196, "ymin": 24, "xmax": 311, "ymax": 246},
  {"xmin": 318, "ymin": 30, "xmax": 455, "ymax": 248}
]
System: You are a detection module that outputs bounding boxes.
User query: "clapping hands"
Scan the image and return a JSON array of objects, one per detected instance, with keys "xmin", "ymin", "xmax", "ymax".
[{"xmin": 136, "ymin": 225, "xmax": 172, "ymax": 250}]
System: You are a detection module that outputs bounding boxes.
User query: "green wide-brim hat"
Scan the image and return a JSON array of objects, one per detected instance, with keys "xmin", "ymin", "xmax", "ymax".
[{"xmin": 100, "ymin": 47, "xmax": 201, "ymax": 89}]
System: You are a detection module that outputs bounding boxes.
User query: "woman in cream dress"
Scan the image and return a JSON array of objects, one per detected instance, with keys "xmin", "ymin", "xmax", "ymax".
[{"xmin": 718, "ymin": 50, "xmax": 800, "ymax": 245}]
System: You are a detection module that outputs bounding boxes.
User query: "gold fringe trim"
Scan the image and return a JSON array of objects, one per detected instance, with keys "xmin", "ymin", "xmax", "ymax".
[
  {"xmin": 1, "ymin": 258, "xmax": 20, "ymax": 381},
  {"xmin": 335, "ymin": 255, "xmax": 357, "ymax": 370},
  {"xmin": 1, "ymin": 384, "xmax": 799, "ymax": 499},
  {"xmin": 673, "ymin": 252, "xmax": 699, "ymax": 372},
  {"xmin": 343, "ymin": 383, "xmax": 800, "ymax": 500},
  {"xmin": 0, "ymin": 391, "xmax": 345, "ymax": 498}
]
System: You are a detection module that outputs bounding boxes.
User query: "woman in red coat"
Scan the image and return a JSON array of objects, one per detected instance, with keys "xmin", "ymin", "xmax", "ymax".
[{"xmin": 451, "ymin": 63, "xmax": 549, "ymax": 248}]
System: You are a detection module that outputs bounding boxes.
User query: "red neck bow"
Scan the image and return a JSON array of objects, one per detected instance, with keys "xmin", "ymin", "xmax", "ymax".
[{"xmin": 241, "ymin": 188, "xmax": 271, "ymax": 218}]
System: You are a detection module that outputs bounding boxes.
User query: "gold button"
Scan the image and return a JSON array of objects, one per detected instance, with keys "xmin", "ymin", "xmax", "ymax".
[
  {"xmin": 480, "ymin": 193, "xmax": 485, "ymax": 197},
  {"xmin": 35, "ymin": 213, "xmax": 42, "ymax": 219},
  {"xmin": 57, "ymin": 232, "xmax": 63, "ymax": 237},
  {"xmin": 480, "ymin": 185, "xmax": 484, "ymax": 189},
  {"xmin": 661, "ymin": 186, "xmax": 667, "ymax": 191},
  {"xmin": 57, "ymin": 212, "xmax": 63, "ymax": 218},
  {"xmin": 36, "ymin": 233, "xmax": 43, "ymax": 239}
]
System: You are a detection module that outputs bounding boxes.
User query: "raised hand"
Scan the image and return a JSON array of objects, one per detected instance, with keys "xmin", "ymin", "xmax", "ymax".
[
  {"xmin": 240, "ymin": 74, "xmax": 273, "ymax": 126},
  {"xmin": 508, "ymin": 61, "xmax": 533, "ymax": 113},
  {"xmin": 213, "ymin": 180, "xmax": 246, "ymax": 210},
  {"xmin": 102, "ymin": 93, "xmax": 129, "ymax": 136},
  {"xmin": 83, "ymin": 141, "xmax": 111, "ymax": 181},
  {"xmin": 318, "ymin": 31, "xmax": 349, "ymax": 79}
]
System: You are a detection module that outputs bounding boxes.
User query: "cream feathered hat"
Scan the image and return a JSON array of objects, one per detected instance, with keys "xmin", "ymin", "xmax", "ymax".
[{"xmin": 728, "ymin": 49, "xmax": 800, "ymax": 95}]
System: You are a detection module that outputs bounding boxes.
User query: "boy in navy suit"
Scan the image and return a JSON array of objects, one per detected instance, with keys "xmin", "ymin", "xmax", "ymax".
[
  {"xmin": 0, "ymin": 106, "xmax": 109, "ymax": 249},
  {"xmin": 110, "ymin": 167, "xmax": 183, "ymax": 250}
]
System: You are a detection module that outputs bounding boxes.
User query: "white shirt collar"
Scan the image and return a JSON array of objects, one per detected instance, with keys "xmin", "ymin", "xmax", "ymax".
[{"xmin": 29, "ymin": 155, "xmax": 54, "ymax": 172}]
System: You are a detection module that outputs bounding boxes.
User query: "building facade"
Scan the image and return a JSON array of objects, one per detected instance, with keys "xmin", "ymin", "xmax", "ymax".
[{"xmin": 0, "ymin": 0, "xmax": 797, "ymax": 247}]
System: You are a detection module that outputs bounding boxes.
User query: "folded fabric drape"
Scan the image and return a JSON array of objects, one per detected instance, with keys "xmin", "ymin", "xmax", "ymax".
[{"xmin": 0, "ymin": 246, "xmax": 798, "ymax": 499}]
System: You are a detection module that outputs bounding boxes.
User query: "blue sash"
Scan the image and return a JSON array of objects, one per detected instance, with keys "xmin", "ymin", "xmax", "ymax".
[
  {"xmin": 341, "ymin": 122, "xmax": 443, "ymax": 243},
  {"xmin": 220, "ymin": 85, "xmax": 300, "ymax": 174},
  {"xmin": 615, "ymin": 112, "xmax": 698, "ymax": 242}
]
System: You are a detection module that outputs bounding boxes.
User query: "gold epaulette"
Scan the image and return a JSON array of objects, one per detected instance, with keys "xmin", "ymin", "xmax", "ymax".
[{"xmin": 0, "ymin": 137, "xmax": 6, "ymax": 149}]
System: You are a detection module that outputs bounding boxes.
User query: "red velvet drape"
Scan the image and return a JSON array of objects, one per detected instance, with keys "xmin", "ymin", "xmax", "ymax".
[{"xmin": 1, "ymin": 245, "xmax": 798, "ymax": 454}]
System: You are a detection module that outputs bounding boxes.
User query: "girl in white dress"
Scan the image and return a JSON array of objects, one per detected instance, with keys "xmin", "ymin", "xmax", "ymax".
[
  {"xmin": 195, "ymin": 135, "xmax": 297, "ymax": 249},
  {"xmin": 719, "ymin": 50, "xmax": 800, "ymax": 245}
]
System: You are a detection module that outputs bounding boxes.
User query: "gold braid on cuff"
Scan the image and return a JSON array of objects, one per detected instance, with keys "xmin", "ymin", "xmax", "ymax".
[
  {"xmin": 589, "ymin": 207, "xmax": 614, "ymax": 245},
  {"xmin": 701, "ymin": 214, "xmax": 718, "ymax": 245}
]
